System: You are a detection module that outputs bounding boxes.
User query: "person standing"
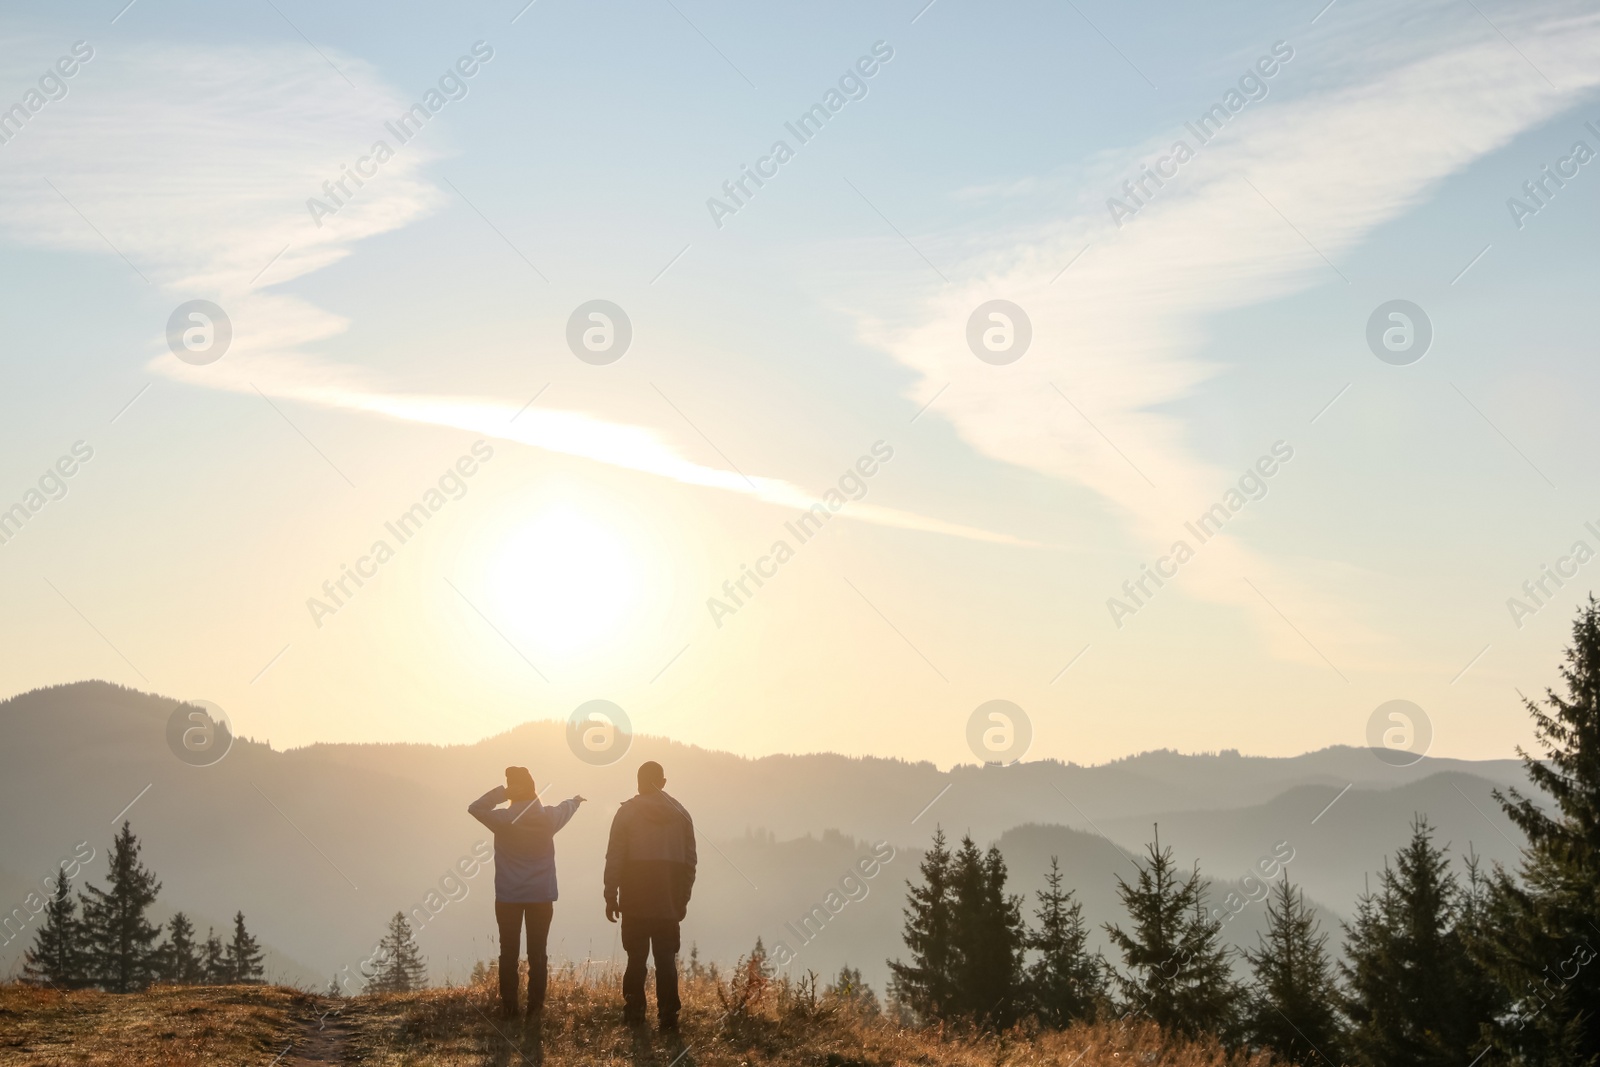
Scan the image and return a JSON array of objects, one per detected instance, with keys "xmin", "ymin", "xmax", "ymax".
[
  {"xmin": 469, "ymin": 766, "xmax": 585, "ymax": 1020},
  {"xmin": 604, "ymin": 761, "xmax": 696, "ymax": 1031}
]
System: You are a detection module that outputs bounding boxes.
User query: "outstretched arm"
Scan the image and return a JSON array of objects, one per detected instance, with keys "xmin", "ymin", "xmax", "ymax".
[
  {"xmin": 546, "ymin": 796, "xmax": 584, "ymax": 833},
  {"xmin": 468, "ymin": 786, "xmax": 512, "ymax": 831}
]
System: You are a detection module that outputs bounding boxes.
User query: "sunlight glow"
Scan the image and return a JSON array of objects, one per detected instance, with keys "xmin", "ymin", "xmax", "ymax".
[{"xmin": 489, "ymin": 506, "xmax": 641, "ymax": 656}]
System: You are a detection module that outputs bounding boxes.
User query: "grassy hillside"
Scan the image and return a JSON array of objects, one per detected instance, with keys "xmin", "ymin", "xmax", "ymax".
[{"xmin": 0, "ymin": 970, "xmax": 1279, "ymax": 1066}]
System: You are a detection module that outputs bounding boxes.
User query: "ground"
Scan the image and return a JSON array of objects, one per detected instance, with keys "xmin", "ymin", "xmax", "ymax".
[{"xmin": 0, "ymin": 968, "xmax": 1277, "ymax": 1066}]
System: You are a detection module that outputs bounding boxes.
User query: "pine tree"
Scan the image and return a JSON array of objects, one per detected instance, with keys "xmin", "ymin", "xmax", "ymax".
[
  {"xmin": 825, "ymin": 965, "xmax": 881, "ymax": 1015},
  {"xmin": 1104, "ymin": 827, "xmax": 1241, "ymax": 1042},
  {"xmin": 1027, "ymin": 856, "xmax": 1105, "ymax": 1028},
  {"xmin": 223, "ymin": 911, "xmax": 265, "ymax": 985},
  {"xmin": 888, "ymin": 827, "xmax": 956, "ymax": 1022},
  {"xmin": 22, "ymin": 874, "xmax": 85, "ymax": 989},
  {"xmin": 366, "ymin": 912, "xmax": 427, "ymax": 993},
  {"xmin": 947, "ymin": 836, "xmax": 1026, "ymax": 1028},
  {"xmin": 78, "ymin": 821, "xmax": 163, "ymax": 992},
  {"xmin": 158, "ymin": 912, "xmax": 204, "ymax": 985},
  {"xmin": 1454, "ymin": 850, "xmax": 1508, "ymax": 1052},
  {"xmin": 1481, "ymin": 597, "xmax": 1600, "ymax": 1066},
  {"xmin": 326, "ymin": 974, "xmax": 345, "ymax": 997},
  {"xmin": 202, "ymin": 927, "xmax": 229, "ymax": 984},
  {"xmin": 1340, "ymin": 817, "xmax": 1492, "ymax": 1067},
  {"xmin": 1243, "ymin": 876, "xmax": 1345, "ymax": 1065},
  {"xmin": 749, "ymin": 935, "xmax": 773, "ymax": 978},
  {"xmin": 889, "ymin": 829, "xmax": 1026, "ymax": 1029},
  {"xmin": 688, "ymin": 942, "xmax": 706, "ymax": 980}
]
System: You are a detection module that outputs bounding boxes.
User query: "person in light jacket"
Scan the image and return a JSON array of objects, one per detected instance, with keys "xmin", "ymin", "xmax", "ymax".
[
  {"xmin": 603, "ymin": 761, "xmax": 696, "ymax": 1030},
  {"xmin": 468, "ymin": 766, "xmax": 585, "ymax": 1020}
]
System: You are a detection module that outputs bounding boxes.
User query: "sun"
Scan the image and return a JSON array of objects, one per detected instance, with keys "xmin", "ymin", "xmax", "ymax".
[{"xmin": 489, "ymin": 505, "xmax": 641, "ymax": 656}]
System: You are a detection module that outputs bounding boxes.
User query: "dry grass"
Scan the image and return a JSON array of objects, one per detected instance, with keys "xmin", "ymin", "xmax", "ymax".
[
  {"xmin": 0, "ymin": 968, "xmax": 1280, "ymax": 1066},
  {"xmin": 0, "ymin": 982, "xmax": 312, "ymax": 1065}
]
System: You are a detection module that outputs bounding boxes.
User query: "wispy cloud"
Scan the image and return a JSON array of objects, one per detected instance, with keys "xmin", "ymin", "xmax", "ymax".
[
  {"xmin": 164, "ymin": 350, "xmax": 1038, "ymax": 546},
  {"xmin": 862, "ymin": 0, "xmax": 1600, "ymax": 668},
  {"xmin": 0, "ymin": 37, "xmax": 1029, "ymax": 549},
  {"xmin": 0, "ymin": 41, "xmax": 441, "ymax": 291}
]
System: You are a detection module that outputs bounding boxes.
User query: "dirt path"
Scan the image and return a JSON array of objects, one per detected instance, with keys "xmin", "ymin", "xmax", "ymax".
[{"xmin": 275, "ymin": 1007, "xmax": 356, "ymax": 1065}]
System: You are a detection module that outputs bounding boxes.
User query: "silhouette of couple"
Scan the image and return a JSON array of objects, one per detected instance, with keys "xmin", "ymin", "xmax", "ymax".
[{"xmin": 468, "ymin": 760, "xmax": 696, "ymax": 1031}]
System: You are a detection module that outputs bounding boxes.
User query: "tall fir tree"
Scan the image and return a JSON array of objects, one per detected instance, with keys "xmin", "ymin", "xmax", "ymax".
[
  {"xmin": 1027, "ymin": 856, "xmax": 1105, "ymax": 1028},
  {"xmin": 202, "ymin": 927, "xmax": 229, "ymax": 984},
  {"xmin": 22, "ymin": 873, "xmax": 86, "ymax": 989},
  {"xmin": 888, "ymin": 827, "xmax": 956, "ymax": 1022},
  {"xmin": 366, "ymin": 912, "xmax": 427, "ymax": 993},
  {"xmin": 158, "ymin": 912, "xmax": 204, "ymax": 985},
  {"xmin": 1104, "ymin": 827, "xmax": 1241, "ymax": 1042},
  {"xmin": 223, "ymin": 911, "xmax": 265, "ymax": 985},
  {"xmin": 947, "ymin": 836, "xmax": 1027, "ymax": 1028},
  {"xmin": 1340, "ymin": 817, "xmax": 1495, "ymax": 1067},
  {"xmin": 1481, "ymin": 597, "xmax": 1600, "ymax": 1066},
  {"xmin": 78, "ymin": 821, "xmax": 163, "ymax": 993},
  {"xmin": 1243, "ymin": 876, "xmax": 1345, "ymax": 1065}
]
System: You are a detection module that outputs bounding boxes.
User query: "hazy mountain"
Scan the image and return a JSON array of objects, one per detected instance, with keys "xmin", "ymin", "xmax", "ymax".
[{"xmin": 0, "ymin": 681, "xmax": 1530, "ymax": 994}]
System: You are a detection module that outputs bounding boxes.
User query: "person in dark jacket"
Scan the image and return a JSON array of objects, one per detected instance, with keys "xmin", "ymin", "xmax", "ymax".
[
  {"xmin": 604, "ymin": 760, "xmax": 696, "ymax": 1030},
  {"xmin": 468, "ymin": 766, "xmax": 585, "ymax": 1020}
]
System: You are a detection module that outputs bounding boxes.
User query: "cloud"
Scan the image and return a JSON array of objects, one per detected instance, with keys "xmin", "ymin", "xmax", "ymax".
[
  {"xmin": 0, "ymin": 35, "xmax": 442, "ymax": 400},
  {"xmin": 862, "ymin": 0, "xmax": 1600, "ymax": 668},
  {"xmin": 0, "ymin": 36, "xmax": 1030, "ymax": 550},
  {"xmin": 164, "ymin": 348, "xmax": 1038, "ymax": 547},
  {"xmin": 0, "ymin": 39, "xmax": 441, "ymax": 286}
]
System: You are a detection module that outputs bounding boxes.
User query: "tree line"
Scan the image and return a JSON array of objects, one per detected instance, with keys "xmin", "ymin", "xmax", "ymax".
[
  {"xmin": 17, "ymin": 818, "xmax": 435, "ymax": 997},
  {"xmin": 20, "ymin": 821, "xmax": 264, "ymax": 990},
  {"xmin": 887, "ymin": 599, "xmax": 1600, "ymax": 1066}
]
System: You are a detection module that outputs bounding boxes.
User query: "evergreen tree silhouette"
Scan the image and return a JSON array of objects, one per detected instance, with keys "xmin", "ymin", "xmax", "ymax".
[
  {"xmin": 78, "ymin": 821, "xmax": 162, "ymax": 992},
  {"xmin": 748, "ymin": 935, "xmax": 773, "ymax": 978},
  {"xmin": 1243, "ymin": 876, "xmax": 1345, "ymax": 1065},
  {"xmin": 367, "ymin": 912, "xmax": 427, "ymax": 993},
  {"xmin": 202, "ymin": 927, "xmax": 229, "ymax": 984},
  {"xmin": 890, "ymin": 829, "xmax": 1025, "ymax": 1028},
  {"xmin": 1027, "ymin": 856, "xmax": 1105, "ymax": 1028},
  {"xmin": 157, "ymin": 912, "xmax": 204, "ymax": 985},
  {"xmin": 948, "ymin": 835, "xmax": 1026, "ymax": 1028},
  {"xmin": 1481, "ymin": 597, "xmax": 1600, "ymax": 1066},
  {"xmin": 22, "ymin": 874, "xmax": 85, "ymax": 989},
  {"xmin": 1340, "ymin": 817, "xmax": 1492, "ymax": 1067},
  {"xmin": 825, "ymin": 964, "xmax": 881, "ymax": 1015},
  {"xmin": 888, "ymin": 827, "xmax": 956, "ymax": 1022},
  {"xmin": 223, "ymin": 911, "xmax": 265, "ymax": 985},
  {"xmin": 1105, "ymin": 826, "xmax": 1240, "ymax": 1042}
]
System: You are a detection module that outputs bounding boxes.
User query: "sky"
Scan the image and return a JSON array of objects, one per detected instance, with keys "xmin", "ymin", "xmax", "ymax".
[{"xmin": 1, "ymin": 0, "xmax": 1598, "ymax": 767}]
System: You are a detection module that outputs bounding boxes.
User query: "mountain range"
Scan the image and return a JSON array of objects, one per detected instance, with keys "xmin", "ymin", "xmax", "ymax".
[{"xmin": 0, "ymin": 681, "xmax": 1532, "ymax": 994}]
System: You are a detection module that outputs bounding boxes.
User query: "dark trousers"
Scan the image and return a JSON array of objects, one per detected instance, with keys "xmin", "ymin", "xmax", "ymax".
[
  {"xmin": 621, "ymin": 914, "xmax": 681, "ymax": 1024},
  {"xmin": 496, "ymin": 901, "xmax": 554, "ymax": 1016}
]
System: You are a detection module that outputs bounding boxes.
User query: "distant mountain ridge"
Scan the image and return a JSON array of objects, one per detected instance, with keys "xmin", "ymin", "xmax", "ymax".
[{"xmin": 0, "ymin": 681, "xmax": 1531, "ymax": 994}]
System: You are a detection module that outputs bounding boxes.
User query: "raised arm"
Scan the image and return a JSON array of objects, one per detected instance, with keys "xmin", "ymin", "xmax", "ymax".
[
  {"xmin": 546, "ymin": 796, "xmax": 583, "ymax": 833},
  {"xmin": 468, "ymin": 786, "xmax": 512, "ymax": 831}
]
